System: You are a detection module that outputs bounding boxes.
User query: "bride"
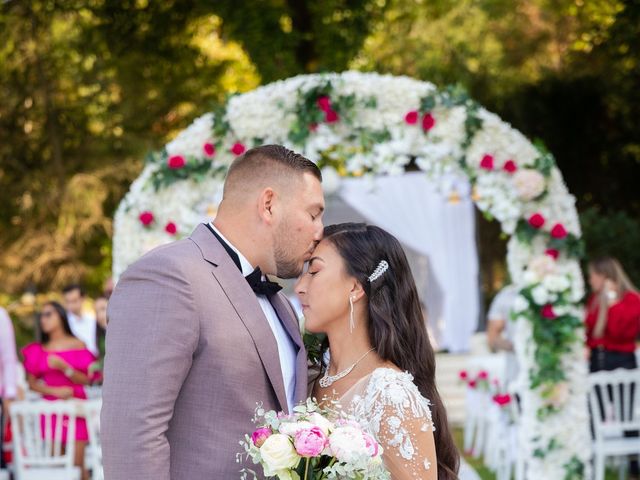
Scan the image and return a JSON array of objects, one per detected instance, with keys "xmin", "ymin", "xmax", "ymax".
[{"xmin": 295, "ymin": 223, "xmax": 459, "ymax": 480}]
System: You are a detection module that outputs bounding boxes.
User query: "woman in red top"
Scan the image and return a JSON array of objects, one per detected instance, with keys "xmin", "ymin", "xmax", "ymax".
[{"xmin": 586, "ymin": 256, "xmax": 640, "ymax": 372}]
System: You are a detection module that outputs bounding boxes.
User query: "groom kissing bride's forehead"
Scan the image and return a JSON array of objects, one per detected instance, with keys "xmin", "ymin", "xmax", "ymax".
[{"xmin": 102, "ymin": 144, "xmax": 324, "ymax": 480}]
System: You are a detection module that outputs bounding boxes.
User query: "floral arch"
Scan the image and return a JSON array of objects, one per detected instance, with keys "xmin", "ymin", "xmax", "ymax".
[{"xmin": 113, "ymin": 72, "xmax": 590, "ymax": 478}]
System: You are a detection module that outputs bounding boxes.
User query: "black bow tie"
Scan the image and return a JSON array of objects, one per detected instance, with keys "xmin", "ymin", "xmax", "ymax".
[
  {"xmin": 205, "ymin": 223, "xmax": 282, "ymax": 296},
  {"xmin": 245, "ymin": 267, "xmax": 282, "ymax": 296}
]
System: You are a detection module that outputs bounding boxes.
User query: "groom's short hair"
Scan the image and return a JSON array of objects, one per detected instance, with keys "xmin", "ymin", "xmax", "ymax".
[{"xmin": 223, "ymin": 145, "xmax": 321, "ymax": 200}]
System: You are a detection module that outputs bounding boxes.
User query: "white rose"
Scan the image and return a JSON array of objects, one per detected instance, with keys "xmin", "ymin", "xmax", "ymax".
[
  {"xmin": 278, "ymin": 421, "xmax": 313, "ymax": 437},
  {"xmin": 328, "ymin": 426, "xmax": 368, "ymax": 463},
  {"xmin": 259, "ymin": 434, "xmax": 300, "ymax": 476},
  {"xmin": 512, "ymin": 169, "xmax": 545, "ymax": 200},
  {"xmin": 531, "ymin": 285, "xmax": 549, "ymax": 306},
  {"xmin": 512, "ymin": 295, "xmax": 529, "ymax": 314},
  {"xmin": 542, "ymin": 274, "xmax": 570, "ymax": 293}
]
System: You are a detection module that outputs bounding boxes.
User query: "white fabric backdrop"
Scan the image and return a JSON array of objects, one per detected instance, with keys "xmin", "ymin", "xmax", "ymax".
[{"xmin": 329, "ymin": 172, "xmax": 480, "ymax": 352}]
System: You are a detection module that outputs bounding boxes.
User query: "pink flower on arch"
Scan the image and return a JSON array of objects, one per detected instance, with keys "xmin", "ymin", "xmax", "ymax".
[
  {"xmin": 541, "ymin": 304, "xmax": 557, "ymax": 319},
  {"xmin": 231, "ymin": 142, "xmax": 246, "ymax": 156},
  {"xmin": 165, "ymin": 222, "xmax": 177, "ymax": 235},
  {"xmin": 480, "ymin": 154, "xmax": 494, "ymax": 170},
  {"xmin": 167, "ymin": 155, "xmax": 185, "ymax": 169},
  {"xmin": 545, "ymin": 248, "xmax": 560, "ymax": 260},
  {"xmin": 405, "ymin": 110, "xmax": 419, "ymax": 125},
  {"xmin": 139, "ymin": 211, "xmax": 154, "ymax": 227},
  {"xmin": 324, "ymin": 109, "xmax": 339, "ymax": 123},
  {"xmin": 317, "ymin": 96, "xmax": 332, "ymax": 112},
  {"xmin": 422, "ymin": 113, "xmax": 436, "ymax": 131},
  {"xmin": 528, "ymin": 213, "xmax": 545, "ymax": 229},
  {"xmin": 503, "ymin": 160, "xmax": 517, "ymax": 173},
  {"xmin": 203, "ymin": 142, "xmax": 215, "ymax": 157},
  {"xmin": 550, "ymin": 223, "xmax": 568, "ymax": 239}
]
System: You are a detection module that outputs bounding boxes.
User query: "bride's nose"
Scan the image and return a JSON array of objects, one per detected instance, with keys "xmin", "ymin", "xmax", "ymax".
[{"xmin": 294, "ymin": 275, "xmax": 307, "ymax": 297}]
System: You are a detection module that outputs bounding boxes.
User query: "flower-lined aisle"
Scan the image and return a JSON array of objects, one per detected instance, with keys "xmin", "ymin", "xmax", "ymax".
[{"xmin": 113, "ymin": 71, "xmax": 590, "ymax": 479}]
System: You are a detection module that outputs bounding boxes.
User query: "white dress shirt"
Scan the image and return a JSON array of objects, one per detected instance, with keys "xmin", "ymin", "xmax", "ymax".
[
  {"xmin": 67, "ymin": 311, "xmax": 98, "ymax": 356},
  {"xmin": 211, "ymin": 224, "xmax": 297, "ymax": 412}
]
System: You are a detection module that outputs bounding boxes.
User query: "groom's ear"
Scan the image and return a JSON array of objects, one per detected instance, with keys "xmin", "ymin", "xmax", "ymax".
[{"xmin": 258, "ymin": 187, "xmax": 276, "ymax": 223}]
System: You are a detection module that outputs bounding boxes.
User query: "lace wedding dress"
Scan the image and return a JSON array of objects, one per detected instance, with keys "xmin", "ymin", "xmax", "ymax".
[{"xmin": 337, "ymin": 367, "xmax": 437, "ymax": 479}]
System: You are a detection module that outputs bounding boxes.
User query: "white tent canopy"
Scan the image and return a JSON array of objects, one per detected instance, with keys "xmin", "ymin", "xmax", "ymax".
[{"xmin": 321, "ymin": 172, "xmax": 480, "ymax": 353}]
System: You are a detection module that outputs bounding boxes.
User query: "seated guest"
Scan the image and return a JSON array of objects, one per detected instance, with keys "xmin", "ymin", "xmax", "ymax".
[
  {"xmin": 586, "ymin": 256, "xmax": 640, "ymax": 371},
  {"xmin": 22, "ymin": 301, "xmax": 99, "ymax": 480},
  {"xmin": 63, "ymin": 284, "xmax": 98, "ymax": 356},
  {"xmin": 487, "ymin": 284, "xmax": 518, "ymax": 352}
]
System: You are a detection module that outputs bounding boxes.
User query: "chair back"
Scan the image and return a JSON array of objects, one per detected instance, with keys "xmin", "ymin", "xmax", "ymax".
[
  {"xmin": 9, "ymin": 400, "xmax": 77, "ymax": 472},
  {"xmin": 82, "ymin": 399, "xmax": 103, "ymax": 480},
  {"xmin": 588, "ymin": 368, "xmax": 640, "ymax": 441}
]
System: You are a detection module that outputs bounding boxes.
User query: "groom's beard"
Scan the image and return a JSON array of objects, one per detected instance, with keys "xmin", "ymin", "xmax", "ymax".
[{"xmin": 273, "ymin": 221, "xmax": 305, "ymax": 279}]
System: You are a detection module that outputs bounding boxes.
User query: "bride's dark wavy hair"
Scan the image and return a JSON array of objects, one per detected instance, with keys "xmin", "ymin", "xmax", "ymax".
[{"xmin": 323, "ymin": 222, "xmax": 460, "ymax": 480}]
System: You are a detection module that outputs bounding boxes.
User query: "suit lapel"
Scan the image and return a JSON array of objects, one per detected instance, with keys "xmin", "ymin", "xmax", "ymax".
[{"xmin": 189, "ymin": 224, "xmax": 289, "ymax": 413}]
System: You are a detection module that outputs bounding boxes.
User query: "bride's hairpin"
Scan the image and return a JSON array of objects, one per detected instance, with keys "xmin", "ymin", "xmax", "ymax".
[{"xmin": 368, "ymin": 260, "xmax": 389, "ymax": 282}]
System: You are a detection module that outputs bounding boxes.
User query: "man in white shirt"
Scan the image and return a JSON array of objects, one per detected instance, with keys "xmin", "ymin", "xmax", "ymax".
[{"xmin": 63, "ymin": 284, "xmax": 98, "ymax": 356}]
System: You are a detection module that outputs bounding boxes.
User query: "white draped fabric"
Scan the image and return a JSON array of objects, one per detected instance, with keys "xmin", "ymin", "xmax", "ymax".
[{"xmin": 324, "ymin": 172, "xmax": 479, "ymax": 352}]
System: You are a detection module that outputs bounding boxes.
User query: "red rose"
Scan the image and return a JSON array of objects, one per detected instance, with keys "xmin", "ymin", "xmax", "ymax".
[
  {"xmin": 545, "ymin": 248, "xmax": 560, "ymax": 260},
  {"xmin": 165, "ymin": 222, "xmax": 177, "ymax": 235},
  {"xmin": 550, "ymin": 223, "xmax": 568, "ymax": 239},
  {"xmin": 324, "ymin": 109, "xmax": 339, "ymax": 123},
  {"xmin": 468, "ymin": 380, "xmax": 477, "ymax": 389},
  {"xmin": 231, "ymin": 142, "xmax": 246, "ymax": 156},
  {"xmin": 316, "ymin": 96, "xmax": 331, "ymax": 112},
  {"xmin": 503, "ymin": 160, "xmax": 517, "ymax": 173},
  {"xmin": 203, "ymin": 143, "xmax": 215, "ymax": 157},
  {"xmin": 541, "ymin": 304, "xmax": 557, "ymax": 319},
  {"xmin": 493, "ymin": 394, "xmax": 512, "ymax": 406},
  {"xmin": 480, "ymin": 154, "xmax": 494, "ymax": 170},
  {"xmin": 528, "ymin": 213, "xmax": 545, "ymax": 229},
  {"xmin": 139, "ymin": 211, "xmax": 154, "ymax": 227},
  {"xmin": 477, "ymin": 370, "xmax": 489, "ymax": 380},
  {"xmin": 167, "ymin": 155, "xmax": 185, "ymax": 169},
  {"xmin": 308, "ymin": 123, "xmax": 318, "ymax": 132},
  {"xmin": 405, "ymin": 111, "xmax": 419, "ymax": 125},
  {"xmin": 459, "ymin": 370, "xmax": 468, "ymax": 380},
  {"xmin": 422, "ymin": 113, "xmax": 435, "ymax": 131}
]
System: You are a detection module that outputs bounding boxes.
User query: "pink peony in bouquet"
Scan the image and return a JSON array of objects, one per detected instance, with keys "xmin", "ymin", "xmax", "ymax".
[{"xmin": 238, "ymin": 398, "xmax": 389, "ymax": 480}]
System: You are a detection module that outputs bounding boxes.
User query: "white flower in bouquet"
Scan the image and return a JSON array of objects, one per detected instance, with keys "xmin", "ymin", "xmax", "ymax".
[
  {"xmin": 531, "ymin": 285, "xmax": 550, "ymax": 306},
  {"xmin": 308, "ymin": 412, "xmax": 334, "ymax": 436},
  {"xmin": 278, "ymin": 420, "xmax": 314, "ymax": 437},
  {"xmin": 328, "ymin": 425, "xmax": 369, "ymax": 463},
  {"xmin": 512, "ymin": 169, "xmax": 546, "ymax": 200},
  {"xmin": 259, "ymin": 434, "xmax": 300, "ymax": 477}
]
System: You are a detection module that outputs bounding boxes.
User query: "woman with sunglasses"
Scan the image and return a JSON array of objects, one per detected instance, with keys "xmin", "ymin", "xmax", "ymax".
[{"xmin": 22, "ymin": 301, "xmax": 99, "ymax": 480}]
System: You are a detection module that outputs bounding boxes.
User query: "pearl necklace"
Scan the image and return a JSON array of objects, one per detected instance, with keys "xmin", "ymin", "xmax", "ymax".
[{"xmin": 319, "ymin": 348, "xmax": 375, "ymax": 388}]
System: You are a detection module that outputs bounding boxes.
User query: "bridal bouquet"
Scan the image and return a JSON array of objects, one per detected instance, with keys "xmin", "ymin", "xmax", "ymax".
[{"xmin": 239, "ymin": 398, "xmax": 389, "ymax": 480}]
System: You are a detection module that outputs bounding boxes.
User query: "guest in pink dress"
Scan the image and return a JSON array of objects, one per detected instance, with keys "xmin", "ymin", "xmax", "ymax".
[{"xmin": 22, "ymin": 301, "xmax": 99, "ymax": 480}]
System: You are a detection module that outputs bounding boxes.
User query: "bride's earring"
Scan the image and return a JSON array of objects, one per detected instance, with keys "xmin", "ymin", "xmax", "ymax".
[{"xmin": 349, "ymin": 295, "xmax": 356, "ymax": 333}]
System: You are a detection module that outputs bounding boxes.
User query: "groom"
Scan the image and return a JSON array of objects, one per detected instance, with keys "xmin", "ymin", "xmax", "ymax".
[{"xmin": 101, "ymin": 145, "xmax": 324, "ymax": 479}]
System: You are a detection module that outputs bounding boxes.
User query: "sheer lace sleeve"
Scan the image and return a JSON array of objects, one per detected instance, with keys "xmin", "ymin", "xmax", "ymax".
[{"xmin": 351, "ymin": 369, "xmax": 437, "ymax": 479}]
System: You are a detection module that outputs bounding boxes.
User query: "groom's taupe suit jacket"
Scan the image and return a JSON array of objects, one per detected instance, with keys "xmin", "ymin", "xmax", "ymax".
[{"xmin": 101, "ymin": 224, "xmax": 308, "ymax": 479}]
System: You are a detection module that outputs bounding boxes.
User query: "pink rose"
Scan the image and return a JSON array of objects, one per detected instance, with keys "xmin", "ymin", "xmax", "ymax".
[
  {"xmin": 541, "ymin": 304, "xmax": 557, "ymax": 319},
  {"xmin": 165, "ymin": 222, "xmax": 177, "ymax": 235},
  {"xmin": 203, "ymin": 142, "xmax": 215, "ymax": 157},
  {"xmin": 528, "ymin": 213, "xmax": 545, "ymax": 229},
  {"xmin": 545, "ymin": 248, "xmax": 560, "ymax": 260},
  {"xmin": 139, "ymin": 211, "xmax": 154, "ymax": 226},
  {"xmin": 480, "ymin": 154, "xmax": 494, "ymax": 170},
  {"xmin": 503, "ymin": 160, "xmax": 517, "ymax": 173},
  {"xmin": 422, "ymin": 112, "xmax": 435, "ymax": 131},
  {"xmin": 468, "ymin": 380, "xmax": 477, "ymax": 389},
  {"xmin": 362, "ymin": 432, "xmax": 379, "ymax": 457},
  {"xmin": 405, "ymin": 111, "xmax": 419, "ymax": 125},
  {"xmin": 294, "ymin": 427, "xmax": 327, "ymax": 457},
  {"xmin": 550, "ymin": 223, "xmax": 568, "ymax": 239},
  {"xmin": 477, "ymin": 370, "xmax": 489, "ymax": 380},
  {"xmin": 459, "ymin": 370, "xmax": 468, "ymax": 380},
  {"xmin": 251, "ymin": 427, "xmax": 272, "ymax": 448},
  {"xmin": 493, "ymin": 394, "xmax": 512, "ymax": 406},
  {"xmin": 167, "ymin": 155, "xmax": 185, "ymax": 169},
  {"xmin": 324, "ymin": 109, "xmax": 339, "ymax": 123},
  {"xmin": 317, "ymin": 96, "xmax": 331, "ymax": 112},
  {"xmin": 231, "ymin": 142, "xmax": 246, "ymax": 156}
]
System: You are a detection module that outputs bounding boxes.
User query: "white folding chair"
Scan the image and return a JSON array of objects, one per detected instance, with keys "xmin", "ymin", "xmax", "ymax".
[
  {"xmin": 0, "ymin": 469, "xmax": 8, "ymax": 480},
  {"xmin": 10, "ymin": 400, "xmax": 81, "ymax": 480},
  {"xmin": 588, "ymin": 368, "xmax": 640, "ymax": 480},
  {"xmin": 80, "ymin": 399, "xmax": 103, "ymax": 480}
]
